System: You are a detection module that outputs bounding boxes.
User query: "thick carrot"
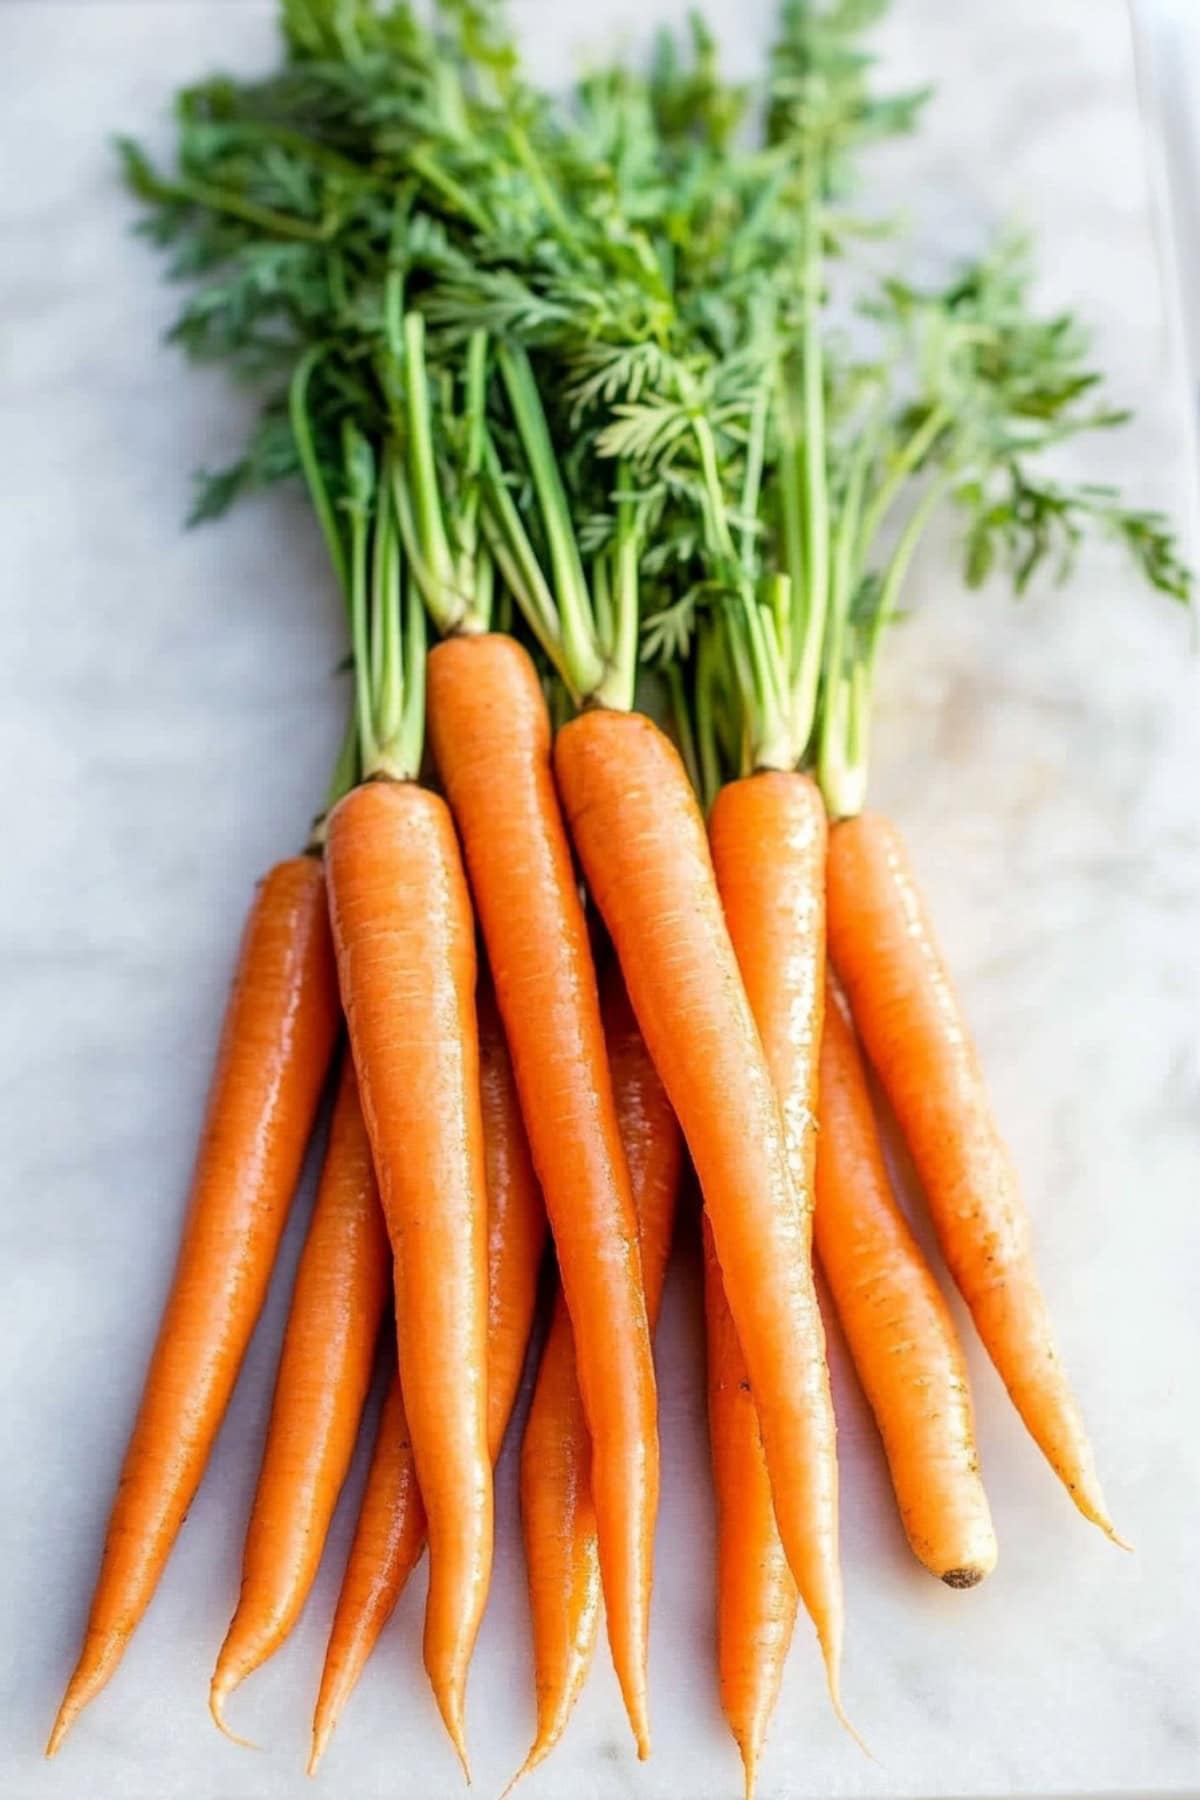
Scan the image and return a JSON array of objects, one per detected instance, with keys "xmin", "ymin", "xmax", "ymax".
[
  {"xmin": 47, "ymin": 856, "xmax": 339, "ymax": 1756},
  {"xmin": 555, "ymin": 713, "xmax": 846, "ymax": 1717},
  {"xmin": 510, "ymin": 964, "xmax": 682, "ymax": 1790},
  {"xmin": 209, "ymin": 1055, "xmax": 390, "ymax": 1739},
  {"xmin": 427, "ymin": 633, "xmax": 658, "ymax": 1756},
  {"xmin": 325, "ymin": 779, "xmax": 492, "ymax": 1770},
  {"xmin": 826, "ymin": 811, "xmax": 1121, "ymax": 1542},
  {"xmin": 706, "ymin": 771, "xmax": 830, "ymax": 1785},
  {"xmin": 815, "ymin": 981, "xmax": 998, "ymax": 1584},
  {"xmin": 307, "ymin": 979, "xmax": 547, "ymax": 1774},
  {"xmin": 702, "ymin": 1216, "xmax": 797, "ymax": 1800}
]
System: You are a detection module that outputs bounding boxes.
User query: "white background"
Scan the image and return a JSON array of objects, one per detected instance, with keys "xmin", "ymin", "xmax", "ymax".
[{"xmin": 1, "ymin": 3, "xmax": 1198, "ymax": 1799}]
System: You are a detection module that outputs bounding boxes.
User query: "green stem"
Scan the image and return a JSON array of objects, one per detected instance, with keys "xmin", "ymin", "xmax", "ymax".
[
  {"xmin": 857, "ymin": 403, "xmax": 951, "ymax": 567},
  {"xmin": 663, "ymin": 664, "xmax": 702, "ymax": 801},
  {"xmin": 290, "ymin": 348, "xmax": 349, "ymax": 607},
  {"xmin": 479, "ymin": 439, "xmax": 567, "ymax": 680},
  {"xmin": 695, "ymin": 626, "xmax": 723, "ymax": 812},
  {"xmin": 602, "ymin": 464, "xmax": 640, "ymax": 712},
  {"xmin": 343, "ymin": 427, "xmax": 379, "ymax": 775},
  {"xmin": 789, "ymin": 181, "xmax": 830, "ymax": 756},
  {"xmin": 777, "ymin": 364, "xmax": 805, "ymax": 680},
  {"xmin": 498, "ymin": 346, "xmax": 604, "ymax": 701},
  {"xmin": 739, "ymin": 383, "xmax": 771, "ymax": 578}
]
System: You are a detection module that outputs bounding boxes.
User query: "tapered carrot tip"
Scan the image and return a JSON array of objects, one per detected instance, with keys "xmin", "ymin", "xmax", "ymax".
[
  {"xmin": 433, "ymin": 1684, "xmax": 472, "ymax": 1786},
  {"xmin": 46, "ymin": 1639, "xmax": 121, "ymax": 1757},
  {"xmin": 498, "ymin": 1750, "xmax": 538, "ymax": 1800},
  {"xmin": 737, "ymin": 1739, "xmax": 759, "ymax": 1800},
  {"xmin": 307, "ymin": 1726, "xmax": 330, "ymax": 1778},
  {"xmin": 209, "ymin": 1675, "xmax": 260, "ymax": 1750}
]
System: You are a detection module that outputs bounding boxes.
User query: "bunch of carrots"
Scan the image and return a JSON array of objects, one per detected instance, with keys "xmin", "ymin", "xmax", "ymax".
[{"xmin": 50, "ymin": 1, "xmax": 1189, "ymax": 1794}]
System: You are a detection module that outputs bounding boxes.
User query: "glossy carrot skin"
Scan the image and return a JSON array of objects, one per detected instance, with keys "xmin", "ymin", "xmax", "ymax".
[
  {"xmin": 308, "ymin": 967, "xmax": 546, "ymax": 1772},
  {"xmin": 428, "ymin": 635, "xmax": 657, "ymax": 1754},
  {"xmin": 325, "ymin": 780, "xmax": 492, "ymax": 1764},
  {"xmin": 826, "ymin": 812, "xmax": 1117, "ymax": 1539},
  {"xmin": 815, "ymin": 984, "xmax": 997, "ymax": 1585},
  {"xmin": 48, "ymin": 856, "xmax": 339, "ymax": 1755},
  {"xmin": 555, "ymin": 713, "xmax": 843, "ymax": 1694},
  {"xmin": 308, "ymin": 1370, "xmax": 426, "ymax": 1776},
  {"xmin": 210, "ymin": 1055, "xmax": 391, "ymax": 1731},
  {"xmin": 515, "ymin": 965, "xmax": 682, "ymax": 1785},
  {"xmin": 707, "ymin": 771, "xmax": 831, "ymax": 1777},
  {"xmin": 702, "ymin": 1216, "xmax": 797, "ymax": 1800}
]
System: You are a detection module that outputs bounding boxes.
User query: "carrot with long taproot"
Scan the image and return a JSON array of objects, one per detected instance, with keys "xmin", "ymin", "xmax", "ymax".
[
  {"xmin": 47, "ymin": 853, "xmax": 340, "ymax": 1755},
  {"xmin": 556, "ymin": 711, "xmax": 847, "ymax": 1719},
  {"xmin": 324, "ymin": 428, "xmax": 492, "ymax": 1773},
  {"xmin": 209, "ymin": 1054, "xmax": 390, "ymax": 1741},
  {"xmin": 826, "ymin": 813, "xmax": 1122, "ymax": 1543},
  {"xmin": 705, "ymin": 770, "xmax": 828, "ymax": 1791},
  {"xmin": 403, "ymin": 316, "xmax": 657, "ymax": 1757},
  {"xmin": 815, "ymin": 977, "xmax": 997, "ymax": 1584},
  {"xmin": 509, "ymin": 964, "xmax": 682, "ymax": 1791},
  {"xmin": 308, "ymin": 980, "xmax": 546, "ymax": 1774},
  {"xmin": 702, "ymin": 1215, "xmax": 797, "ymax": 1800}
]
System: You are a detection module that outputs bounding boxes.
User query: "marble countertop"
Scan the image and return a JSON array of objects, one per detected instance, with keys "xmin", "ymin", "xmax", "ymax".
[{"xmin": 2, "ymin": 3, "xmax": 1199, "ymax": 1798}]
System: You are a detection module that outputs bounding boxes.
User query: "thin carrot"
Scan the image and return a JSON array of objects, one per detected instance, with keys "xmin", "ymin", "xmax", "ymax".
[
  {"xmin": 426, "ymin": 631, "xmax": 658, "ymax": 1756},
  {"xmin": 555, "ymin": 711, "xmax": 847, "ymax": 1716},
  {"xmin": 326, "ymin": 778, "xmax": 492, "ymax": 1771},
  {"xmin": 815, "ymin": 979, "xmax": 998, "ymax": 1585},
  {"xmin": 47, "ymin": 855, "xmax": 339, "ymax": 1755},
  {"xmin": 208, "ymin": 1054, "xmax": 390, "ymax": 1740},
  {"xmin": 705, "ymin": 770, "xmax": 828, "ymax": 1788},
  {"xmin": 826, "ymin": 811, "xmax": 1122, "ymax": 1542},
  {"xmin": 702, "ymin": 1215, "xmax": 797, "ymax": 1800},
  {"xmin": 508, "ymin": 963, "xmax": 682, "ymax": 1791},
  {"xmin": 307, "ymin": 979, "xmax": 547, "ymax": 1774}
]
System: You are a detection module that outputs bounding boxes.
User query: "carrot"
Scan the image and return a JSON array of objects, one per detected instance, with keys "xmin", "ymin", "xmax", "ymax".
[
  {"xmin": 705, "ymin": 770, "xmax": 829, "ymax": 1786},
  {"xmin": 815, "ymin": 979, "xmax": 998, "ymax": 1584},
  {"xmin": 426, "ymin": 631, "xmax": 658, "ymax": 1755},
  {"xmin": 555, "ymin": 710, "xmax": 847, "ymax": 1717},
  {"xmin": 325, "ymin": 777, "xmax": 492, "ymax": 1771},
  {"xmin": 702, "ymin": 1215, "xmax": 797, "ymax": 1800},
  {"xmin": 307, "ymin": 979, "xmax": 547, "ymax": 1774},
  {"xmin": 47, "ymin": 855, "xmax": 339, "ymax": 1755},
  {"xmin": 208, "ymin": 1054, "xmax": 390, "ymax": 1740},
  {"xmin": 826, "ymin": 811, "xmax": 1122, "ymax": 1542},
  {"xmin": 308, "ymin": 1369, "xmax": 424, "ymax": 1776},
  {"xmin": 509, "ymin": 963, "xmax": 682, "ymax": 1790}
]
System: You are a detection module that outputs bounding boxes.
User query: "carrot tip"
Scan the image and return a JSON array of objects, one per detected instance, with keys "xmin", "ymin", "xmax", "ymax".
[
  {"xmin": 738, "ymin": 1741, "xmax": 759, "ymax": 1800},
  {"xmin": 209, "ymin": 1682, "xmax": 260, "ymax": 1751}
]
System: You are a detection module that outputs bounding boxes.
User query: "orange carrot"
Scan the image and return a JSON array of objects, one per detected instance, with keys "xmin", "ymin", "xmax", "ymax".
[
  {"xmin": 209, "ymin": 1055, "xmax": 390, "ymax": 1740},
  {"xmin": 706, "ymin": 770, "xmax": 830, "ymax": 1786},
  {"xmin": 427, "ymin": 633, "xmax": 658, "ymax": 1755},
  {"xmin": 308, "ymin": 1369, "xmax": 425, "ymax": 1777},
  {"xmin": 307, "ymin": 978, "xmax": 547, "ymax": 1774},
  {"xmin": 815, "ymin": 980, "xmax": 997, "ymax": 1585},
  {"xmin": 47, "ymin": 855, "xmax": 339, "ymax": 1755},
  {"xmin": 826, "ymin": 811, "xmax": 1121, "ymax": 1542},
  {"xmin": 555, "ymin": 711, "xmax": 847, "ymax": 1715},
  {"xmin": 702, "ymin": 1215, "xmax": 797, "ymax": 1800},
  {"xmin": 509, "ymin": 963, "xmax": 682, "ymax": 1789},
  {"xmin": 325, "ymin": 779, "xmax": 492, "ymax": 1770}
]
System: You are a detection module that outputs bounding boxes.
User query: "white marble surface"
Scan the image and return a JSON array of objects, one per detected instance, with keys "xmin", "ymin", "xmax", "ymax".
[{"xmin": 2, "ymin": 2, "xmax": 1199, "ymax": 1797}]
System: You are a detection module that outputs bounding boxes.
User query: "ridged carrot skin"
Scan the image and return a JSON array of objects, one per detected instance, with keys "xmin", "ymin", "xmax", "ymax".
[
  {"xmin": 325, "ymin": 779, "xmax": 492, "ymax": 1769},
  {"xmin": 826, "ymin": 812, "xmax": 1120, "ymax": 1541},
  {"xmin": 427, "ymin": 634, "xmax": 658, "ymax": 1756},
  {"xmin": 555, "ymin": 712, "xmax": 846, "ymax": 1709},
  {"xmin": 209, "ymin": 1055, "xmax": 390, "ymax": 1738},
  {"xmin": 47, "ymin": 855, "xmax": 339, "ymax": 1756},
  {"xmin": 815, "ymin": 983, "xmax": 997, "ymax": 1585},
  {"xmin": 702, "ymin": 1216, "xmax": 797, "ymax": 1800},
  {"xmin": 512, "ymin": 965, "xmax": 682, "ymax": 1790},
  {"xmin": 707, "ymin": 771, "xmax": 831, "ymax": 1785},
  {"xmin": 307, "ymin": 982, "xmax": 547, "ymax": 1774}
]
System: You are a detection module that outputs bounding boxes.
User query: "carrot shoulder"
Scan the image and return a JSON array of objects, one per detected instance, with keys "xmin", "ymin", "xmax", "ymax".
[
  {"xmin": 308, "ymin": 967, "xmax": 545, "ymax": 1773},
  {"xmin": 555, "ymin": 712, "xmax": 846, "ymax": 1709},
  {"xmin": 428, "ymin": 634, "xmax": 657, "ymax": 1756},
  {"xmin": 826, "ymin": 811, "xmax": 1120, "ymax": 1542},
  {"xmin": 47, "ymin": 855, "xmax": 339, "ymax": 1756},
  {"xmin": 511, "ymin": 963, "xmax": 682, "ymax": 1790},
  {"xmin": 209, "ymin": 1054, "xmax": 390, "ymax": 1739},
  {"xmin": 325, "ymin": 779, "xmax": 492, "ymax": 1770}
]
